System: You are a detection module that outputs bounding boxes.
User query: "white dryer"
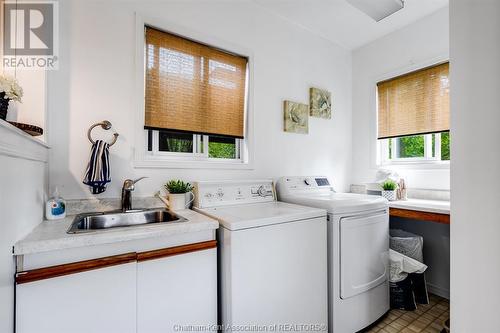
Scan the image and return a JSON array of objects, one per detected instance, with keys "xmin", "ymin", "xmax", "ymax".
[
  {"xmin": 193, "ymin": 180, "xmax": 328, "ymax": 332},
  {"xmin": 276, "ymin": 176, "xmax": 389, "ymax": 333}
]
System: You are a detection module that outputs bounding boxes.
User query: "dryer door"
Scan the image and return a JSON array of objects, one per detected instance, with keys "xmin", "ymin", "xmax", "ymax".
[{"xmin": 340, "ymin": 210, "xmax": 389, "ymax": 299}]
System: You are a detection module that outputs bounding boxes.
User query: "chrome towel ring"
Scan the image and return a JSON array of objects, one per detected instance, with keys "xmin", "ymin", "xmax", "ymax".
[{"xmin": 87, "ymin": 120, "xmax": 119, "ymax": 146}]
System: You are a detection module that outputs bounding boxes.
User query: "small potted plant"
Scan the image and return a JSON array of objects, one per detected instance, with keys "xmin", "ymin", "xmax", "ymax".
[
  {"xmin": 381, "ymin": 179, "xmax": 398, "ymax": 201},
  {"xmin": 161, "ymin": 180, "xmax": 194, "ymax": 211},
  {"xmin": 0, "ymin": 75, "xmax": 23, "ymax": 120}
]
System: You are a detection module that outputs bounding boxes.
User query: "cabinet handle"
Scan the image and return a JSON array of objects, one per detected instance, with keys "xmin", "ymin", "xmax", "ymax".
[
  {"xmin": 16, "ymin": 252, "xmax": 137, "ymax": 284},
  {"xmin": 137, "ymin": 240, "xmax": 217, "ymax": 262},
  {"xmin": 16, "ymin": 241, "xmax": 218, "ymax": 284}
]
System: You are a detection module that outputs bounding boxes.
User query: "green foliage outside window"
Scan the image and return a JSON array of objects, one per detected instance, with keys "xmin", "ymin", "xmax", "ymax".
[
  {"xmin": 150, "ymin": 130, "xmax": 241, "ymax": 160},
  {"xmin": 441, "ymin": 132, "xmax": 450, "ymax": 160},
  {"xmin": 388, "ymin": 131, "xmax": 449, "ymax": 160},
  {"xmin": 398, "ymin": 135, "xmax": 425, "ymax": 158},
  {"xmin": 209, "ymin": 141, "xmax": 236, "ymax": 159},
  {"xmin": 165, "ymin": 138, "xmax": 192, "ymax": 152},
  {"xmin": 159, "ymin": 131, "xmax": 193, "ymax": 153}
]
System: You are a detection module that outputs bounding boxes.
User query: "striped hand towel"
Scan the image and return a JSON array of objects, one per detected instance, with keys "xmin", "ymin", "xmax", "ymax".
[{"xmin": 83, "ymin": 140, "xmax": 111, "ymax": 194}]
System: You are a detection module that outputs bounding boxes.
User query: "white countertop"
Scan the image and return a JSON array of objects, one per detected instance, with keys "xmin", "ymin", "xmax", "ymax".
[
  {"xmin": 14, "ymin": 209, "xmax": 219, "ymax": 256},
  {"xmin": 389, "ymin": 198, "xmax": 450, "ymax": 215}
]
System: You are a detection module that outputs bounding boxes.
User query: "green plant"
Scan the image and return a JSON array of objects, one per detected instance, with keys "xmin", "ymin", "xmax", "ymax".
[
  {"xmin": 381, "ymin": 179, "xmax": 398, "ymax": 191},
  {"xmin": 164, "ymin": 180, "xmax": 193, "ymax": 194}
]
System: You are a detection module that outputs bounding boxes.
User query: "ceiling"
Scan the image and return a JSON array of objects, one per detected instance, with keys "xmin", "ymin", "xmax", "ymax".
[{"xmin": 252, "ymin": 0, "xmax": 448, "ymax": 50}]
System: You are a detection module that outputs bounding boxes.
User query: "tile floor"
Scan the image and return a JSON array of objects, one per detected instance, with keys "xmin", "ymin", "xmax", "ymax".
[{"xmin": 364, "ymin": 294, "xmax": 449, "ymax": 333}]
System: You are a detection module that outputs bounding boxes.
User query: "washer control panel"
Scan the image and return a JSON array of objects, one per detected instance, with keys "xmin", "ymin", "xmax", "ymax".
[
  {"xmin": 194, "ymin": 180, "xmax": 275, "ymax": 208},
  {"xmin": 275, "ymin": 176, "xmax": 335, "ymax": 197},
  {"xmin": 284, "ymin": 177, "xmax": 332, "ymax": 188}
]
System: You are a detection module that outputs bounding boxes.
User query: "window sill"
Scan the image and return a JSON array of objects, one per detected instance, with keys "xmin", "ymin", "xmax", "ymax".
[
  {"xmin": 134, "ymin": 158, "xmax": 254, "ymax": 170},
  {"xmin": 379, "ymin": 160, "xmax": 450, "ymax": 170}
]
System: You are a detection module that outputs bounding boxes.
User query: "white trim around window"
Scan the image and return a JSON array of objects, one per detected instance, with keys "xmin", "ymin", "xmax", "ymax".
[
  {"xmin": 379, "ymin": 133, "xmax": 450, "ymax": 167},
  {"xmin": 133, "ymin": 13, "xmax": 254, "ymax": 169}
]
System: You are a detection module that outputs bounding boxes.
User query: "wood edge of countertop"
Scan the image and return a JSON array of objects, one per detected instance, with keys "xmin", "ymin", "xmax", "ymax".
[
  {"xmin": 137, "ymin": 240, "xmax": 217, "ymax": 262},
  {"xmin": 389, "ymin": 207, "xmax": 450, "ymax": 224},
  {"xmin": 15, "ymin": 252, "xmax": 137, "ymax": 284},
  {"xmin": 15, "ymin": 240, "xmax": 217, "ymax": 284}
]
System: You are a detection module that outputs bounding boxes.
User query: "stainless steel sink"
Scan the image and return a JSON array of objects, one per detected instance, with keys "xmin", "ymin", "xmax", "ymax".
[{"xmin": 67, "ymin": 208, "xmax": 188, "ymax": 234}]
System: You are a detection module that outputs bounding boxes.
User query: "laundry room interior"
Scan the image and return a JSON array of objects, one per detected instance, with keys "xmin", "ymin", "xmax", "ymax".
[{"xmin": 1, "ymin": 0, "xmax": 498, "ymax": 332}]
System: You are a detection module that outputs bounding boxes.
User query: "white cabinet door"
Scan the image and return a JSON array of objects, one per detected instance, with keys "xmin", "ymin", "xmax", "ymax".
[
  {"xmin": 16, "ymin": 262, "xmax": 137, "ymax": 333},
  {"xmin": 137, "ymin": 247, "xmax": 217, "ymax": 333}
]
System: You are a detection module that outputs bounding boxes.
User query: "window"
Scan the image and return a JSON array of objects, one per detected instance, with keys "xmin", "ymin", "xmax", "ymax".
[
  {"xmin": 380, "ymin": 132, "xmax": 450, "ymax": 163},
  {"xmin": 147, "ymin": 130, "xmax": 242, "ymax": 161},
  {"xmin": 143, "ymin": 26, "xmax": 248, "ymax": 164},
  {"xmin": 377, "ymin": 62, "xmax": 450, "ymax": 164}
]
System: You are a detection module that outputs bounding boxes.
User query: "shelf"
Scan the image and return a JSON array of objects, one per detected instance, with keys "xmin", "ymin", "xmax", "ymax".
[{"xmin": 0, "ymin": 120, "xmax": 49, "ymax": 162}]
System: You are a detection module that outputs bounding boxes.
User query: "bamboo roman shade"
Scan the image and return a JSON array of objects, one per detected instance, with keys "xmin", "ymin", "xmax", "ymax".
[
  {"xmin": 377, "ymin": 62, "xmax": 450, "ymax": 139},
  {"xmin": 144, "ymin": 26, "xmax": 248, "ymax": 138}
]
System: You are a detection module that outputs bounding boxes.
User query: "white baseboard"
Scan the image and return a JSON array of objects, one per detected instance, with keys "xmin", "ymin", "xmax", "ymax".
[{"xmin": 427, "ymin": 282, "xmax": 450, "ymax": 300}]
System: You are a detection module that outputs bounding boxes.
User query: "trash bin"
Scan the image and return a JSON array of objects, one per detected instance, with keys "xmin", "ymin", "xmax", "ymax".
[
  {"xmin": 390, "ymin": 229, "xmax": 424, "ymax": 263},
  {"xmin": 389, "ymin": 229, "xmax": 430, "ymax": 310},
  {"xmin": 390, "ymin": 229, "xmax": 429, "ymax": 304},
  {"xmin": 389, "ymin": 249, "xmax": 428, "ymax": 310}
]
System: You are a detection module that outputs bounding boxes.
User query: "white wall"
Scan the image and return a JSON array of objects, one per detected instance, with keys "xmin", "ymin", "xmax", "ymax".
[
  {"xmin": 47, "ymin": 0, "xmax": 352, "ymax": 199},
  {"xmin": 0, "ymin": 125, "xmax": 48, "ymax": 333},
  {"xmin": 450, "ymin": 0, "xmax": 500, "ymax": 331},
  {"xmin": 351, "ymin": 7, "xmax": 450, "ymax": 190}
]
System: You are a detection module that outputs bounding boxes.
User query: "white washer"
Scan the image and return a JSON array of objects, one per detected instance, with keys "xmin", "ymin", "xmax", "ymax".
[
  {"xmin": 276, "ymin": 176, "xmax": 389, "ymax": 333},
  {"xmin": 193, "ymin": 180, "xmax": 328, "ymax": 332}
]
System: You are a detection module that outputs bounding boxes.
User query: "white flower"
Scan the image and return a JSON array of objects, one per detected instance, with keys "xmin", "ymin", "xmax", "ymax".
[{"xmin": 0, "ymin": 75, "xmax": 23, "ymax": 103}]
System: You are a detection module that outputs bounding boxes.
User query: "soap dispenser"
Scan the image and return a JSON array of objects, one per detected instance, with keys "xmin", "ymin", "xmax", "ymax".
[{"xmin": 46, "ymin": 187, "xmax": 66, "ymax": 220}]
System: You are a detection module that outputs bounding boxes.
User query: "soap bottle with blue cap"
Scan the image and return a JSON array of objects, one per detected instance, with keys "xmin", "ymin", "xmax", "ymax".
[{"xmin": 45, "ymin": 187, "xmax": 66, "ymax": 220}]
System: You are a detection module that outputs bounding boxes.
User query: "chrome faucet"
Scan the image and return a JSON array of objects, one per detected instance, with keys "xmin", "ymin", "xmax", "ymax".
[{"xmin": 121, "ymin": 177, "xmax": 147, "ymax": 211}]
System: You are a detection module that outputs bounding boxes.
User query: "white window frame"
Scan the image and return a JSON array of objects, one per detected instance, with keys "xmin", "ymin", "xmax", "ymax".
[
  {"xmin": 133, "ymin": 14, "xmax": 254, "ymax": 169},
  {"xmin": 379, "ymin": 133, "xmax": 449, "ymax": 165},
  {"xmin": 146, "ymin": 130, "xmax": 243, "ymax": 163}
]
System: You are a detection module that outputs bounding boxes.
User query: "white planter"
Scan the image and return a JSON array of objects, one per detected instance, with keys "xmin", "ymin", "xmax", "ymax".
[
  {"xmin": 166, "ymin": 192, "xmax": 194, "ymax": 211},
  {"xmin": 382, "ymin": 190, "xmax": 397, "ymax": 201}
]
